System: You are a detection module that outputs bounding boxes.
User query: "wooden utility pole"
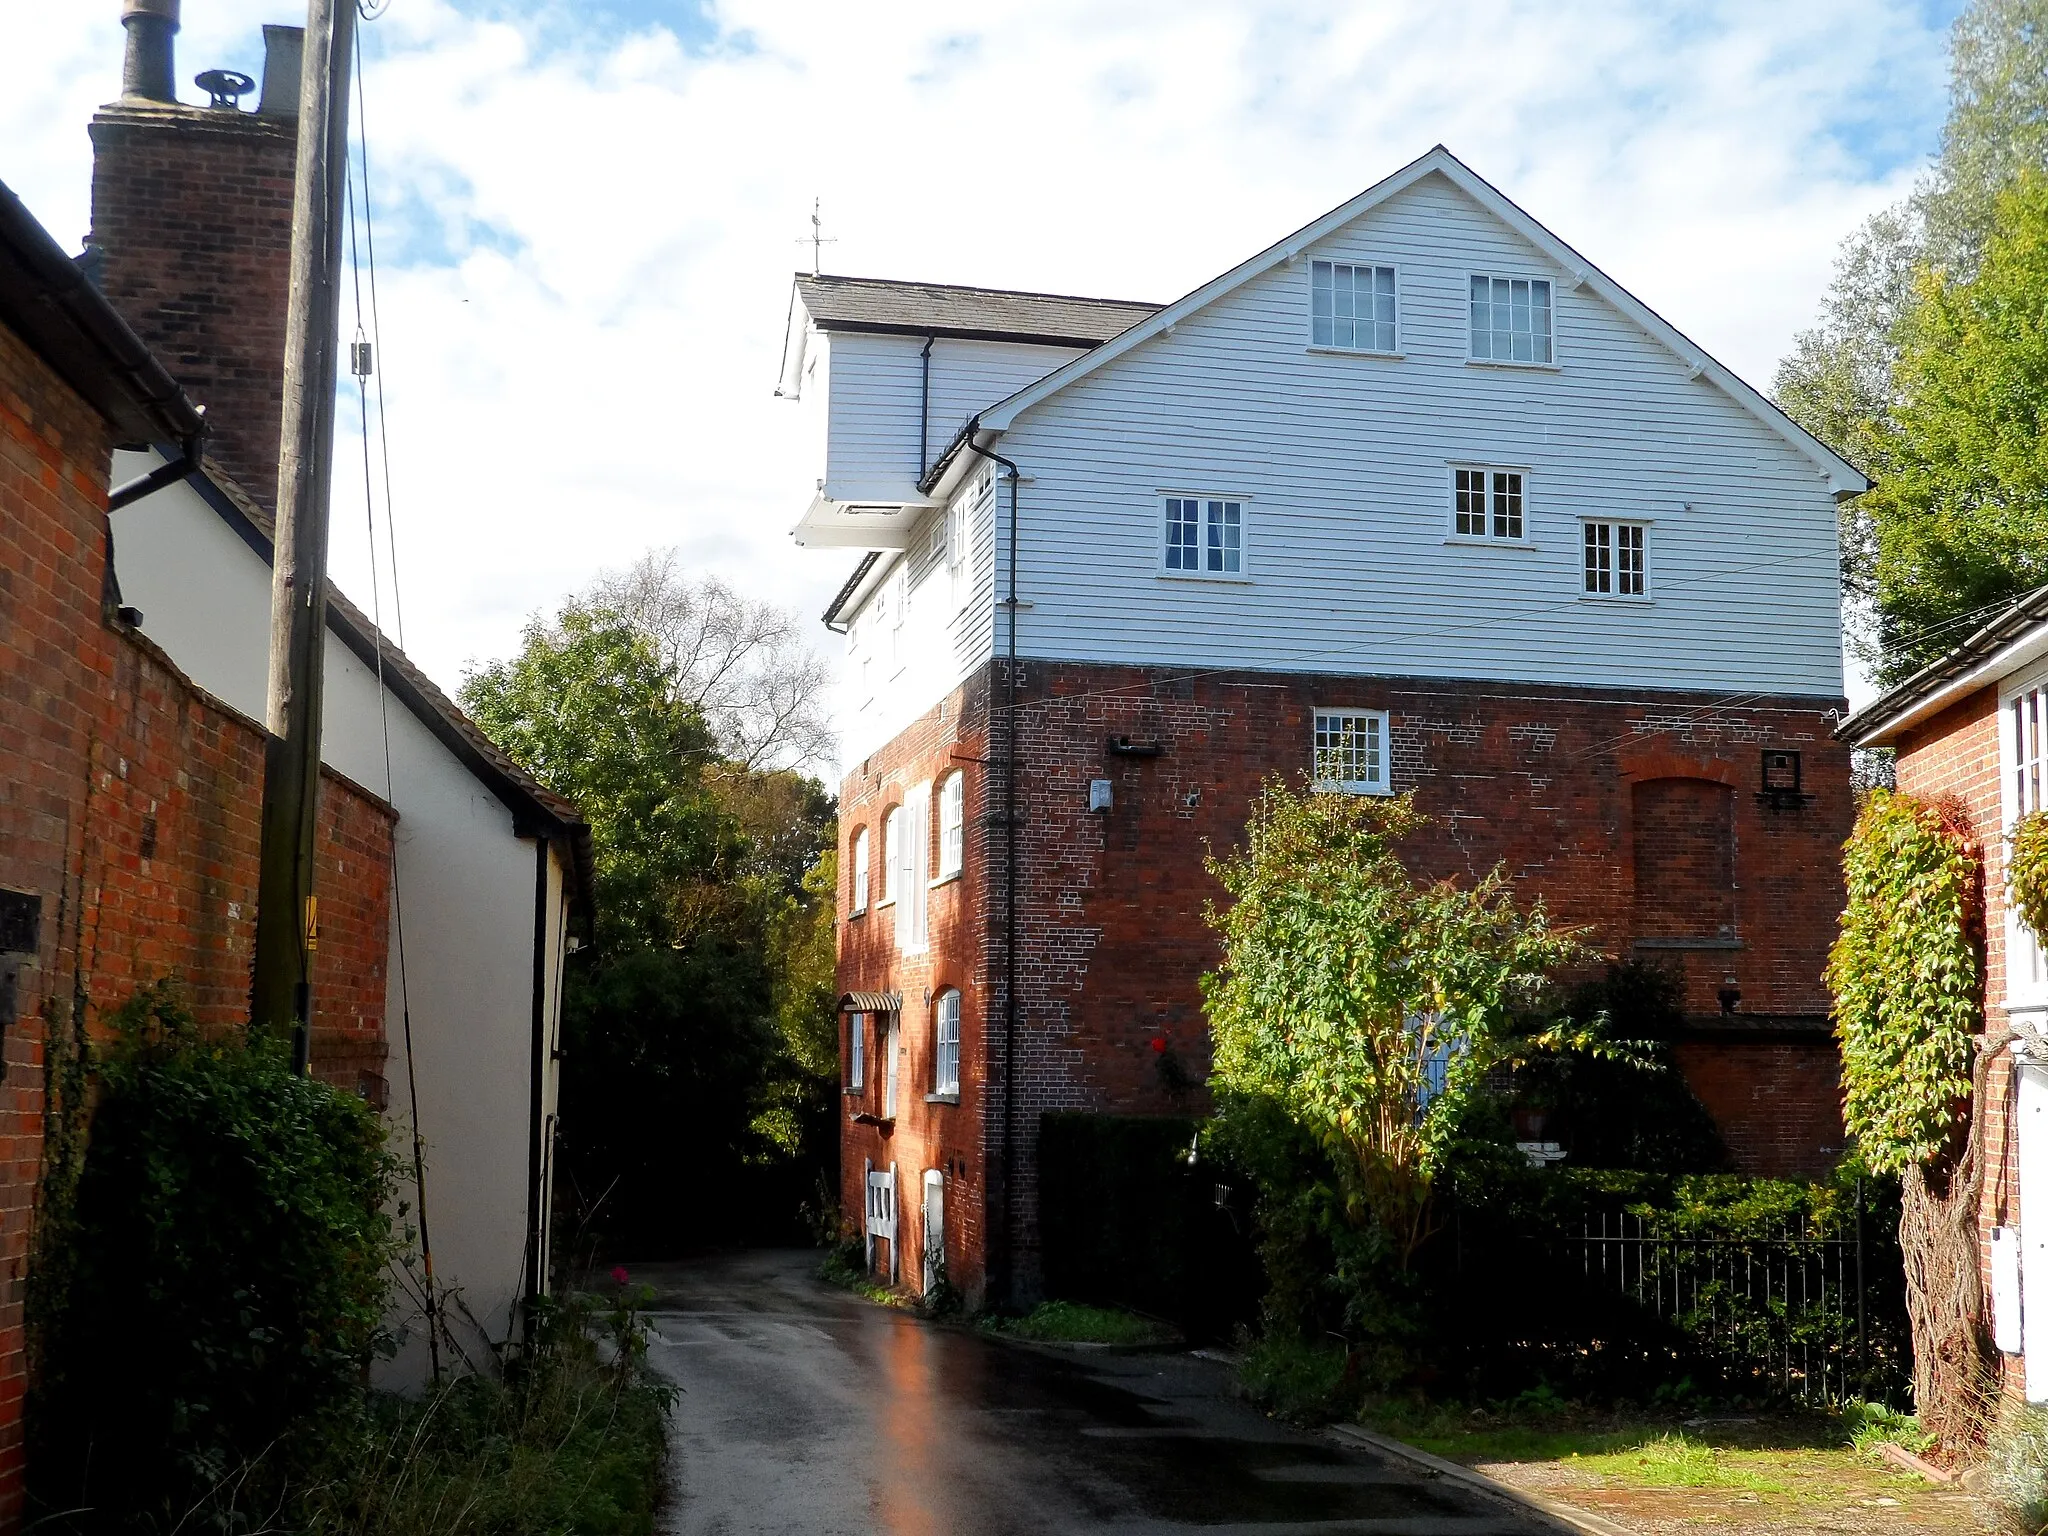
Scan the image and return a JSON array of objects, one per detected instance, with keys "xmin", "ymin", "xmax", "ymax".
[{"xmin": 251, "ymin": 0, "xmax": 355, "ymax": 1067}]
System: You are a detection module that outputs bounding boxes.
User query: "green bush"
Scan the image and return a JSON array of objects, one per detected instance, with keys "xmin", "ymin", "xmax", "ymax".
[
  {"xmin": 978, "ymin": 1301, "xmax": 1174, "ymax": 1346},
  {"xmin": 1236, "ymin": 1334, "xmax": 1359, "ymax": 1424},
  {"xmin": 1983, "ymin": 1404, "xmax": 2048, "ymax": 1534},
  {"xmin": 29, "ymin": 980, "xmax": 399, "ymax": 1530}
]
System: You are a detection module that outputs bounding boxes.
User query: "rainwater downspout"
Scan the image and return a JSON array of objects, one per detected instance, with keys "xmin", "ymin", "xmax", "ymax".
[
  {"xmin": 959, "ymin": 435, "xmax": 1020, "ymax": 1304},
  {"xmin": 918, "ymin": 335, "xmax": 934, "ymax": 479}
]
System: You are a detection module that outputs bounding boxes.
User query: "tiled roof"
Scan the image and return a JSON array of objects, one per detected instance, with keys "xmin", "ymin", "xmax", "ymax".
[
  {"xmin": 1839, "ymin": 583, "xmax": 2048, "ymax": 746},
  {"xmin": 794, "ymin": 273, "xmax": 1160, "ymax": 347}
]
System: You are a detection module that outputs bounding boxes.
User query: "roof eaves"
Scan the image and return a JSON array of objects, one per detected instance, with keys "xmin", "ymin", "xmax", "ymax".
[
  {"xmin": 0, "ymin": 176, "xmax": 204, "ymax": 446},
  {"xmin": 1838, "ymin": 585, "xmax": 2048, "ymax": 745},
  {"xmin": 822, "ymin": 550, "xmax": 880, "ymax": 628}
]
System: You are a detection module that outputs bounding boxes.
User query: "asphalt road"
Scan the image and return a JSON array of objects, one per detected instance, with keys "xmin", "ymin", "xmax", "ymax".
[{"xmin": 639, "ymin": 1249, "xmax": 1550, "ymax": 1536}]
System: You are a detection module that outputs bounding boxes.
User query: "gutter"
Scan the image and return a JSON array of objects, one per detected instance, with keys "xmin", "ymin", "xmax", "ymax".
[{"xmin": 1838, "ymin": 582, "xmax": 2048, "ymax": 746}]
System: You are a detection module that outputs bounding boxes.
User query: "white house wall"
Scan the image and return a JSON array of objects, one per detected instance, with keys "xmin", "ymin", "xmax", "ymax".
[
  {"xmin": 839, "ymin": 468, "xmax": 997, "ymax": 763},
  {"xmin": 819, "ymin": 330, "xmax": 1084, "ymax": 498},
  {"xmin": 991, "ymin": 173, "xmax": 1845, "ymax": 698},
  {"xmin": 108, "ymin": 453, "xmax": 559, "ymax": 1385}
]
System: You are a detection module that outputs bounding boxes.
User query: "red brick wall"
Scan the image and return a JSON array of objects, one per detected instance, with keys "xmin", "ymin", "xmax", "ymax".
[
  {"xmin": 87, "ymin": 105, "xmax": 296, "ymax": 511},
  {"xmin": 840, "ymin": 657, "xmax": 1853, "ymax": 1301},
  {"xmin": 1, "ymin": 315, "xmax": 393, "ymax": 1526}
]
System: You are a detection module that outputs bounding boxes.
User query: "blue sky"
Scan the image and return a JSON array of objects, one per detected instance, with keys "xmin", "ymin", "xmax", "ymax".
[{"xmin": 6, "ymin": 0, "xmax": 1973, "ymax": 719}]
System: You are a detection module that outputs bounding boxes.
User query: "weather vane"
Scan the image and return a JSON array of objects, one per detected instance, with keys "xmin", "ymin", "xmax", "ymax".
[{"xmin": 798, "ymin": 198, "xmax": 837, "ymax": 276}]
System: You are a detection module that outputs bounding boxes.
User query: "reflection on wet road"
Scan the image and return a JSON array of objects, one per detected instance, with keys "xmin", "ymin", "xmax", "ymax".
[{"xmin": 643, "ymin": 1250, "xmax": 1546, "ymax": 1536}]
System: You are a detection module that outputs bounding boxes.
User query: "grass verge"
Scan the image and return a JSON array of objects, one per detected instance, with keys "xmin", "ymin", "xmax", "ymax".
[
  {"xmin": 817, "ymin": 1240, "xmax": 906, "ymax": 1305},
  {"xmin": 978, "ymin": 1300, "xmax": 1177, "ymax": 1346}
]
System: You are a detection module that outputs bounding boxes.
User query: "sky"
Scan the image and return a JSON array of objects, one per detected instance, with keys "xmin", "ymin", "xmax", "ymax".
[{"xmin": 6, "ymin": 0, "xmax": 1969, "ymax": 727}]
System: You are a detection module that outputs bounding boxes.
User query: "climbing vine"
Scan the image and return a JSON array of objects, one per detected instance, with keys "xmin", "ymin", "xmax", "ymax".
[
  {"xmin": 1827, "ymin": 788, "xmax": 1994, "ymax": 1455},
  {"xmin": 2010, "ymin": 810, "xmax": 2048, "ymax": 945},
  {"xmin": 1828, "ymin": 790, "xmax": 1981, "ymax": 1170}
]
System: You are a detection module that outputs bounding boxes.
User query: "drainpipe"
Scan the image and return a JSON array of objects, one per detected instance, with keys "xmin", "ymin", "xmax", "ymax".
[
  {"xmin": 108, "ymin": 428, "xmax": 205, "ymax": 512},
  {"xmin": 960, "ymin": 436, "xmax": 1020, "ymax": 1305},
  {"xmin": 918, "ymin": 335, "xmax": 934, "ymax": 480}
]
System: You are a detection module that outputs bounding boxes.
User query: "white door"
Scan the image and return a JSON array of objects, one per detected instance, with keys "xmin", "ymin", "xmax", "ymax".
[
  {"xmin": 2022, "ymin": 1063, "xmax": 2048, "ymax": 1401},
  {"xmin": 923, "ymin": 1169, "xmax": 945, "ymax": 1293},
  {"xmin": 884, "ymin": 1014, "xmax": 900, "ymax": 1119}
]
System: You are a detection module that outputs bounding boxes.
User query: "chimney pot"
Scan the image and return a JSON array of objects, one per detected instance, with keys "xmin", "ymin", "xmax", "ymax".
[
  {"xmin": 120, "ymin": 0, "xmax": 180, "ymax": 104},
  {"xmin": 258, "ymin": 25, "xmax": 304, "ymax": 120}
]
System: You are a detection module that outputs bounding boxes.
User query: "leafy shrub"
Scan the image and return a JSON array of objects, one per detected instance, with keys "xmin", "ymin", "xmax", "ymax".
[
  {"xmin": 2013, "ymin": 810, "xmax": 2048, "ymax": 945},
  {"xmin": 1840, "ymin": 1397, "xmax": 1929, "ymax": 1455},
  {"xmin": 28, "ymin": 980, "xmax": 399, "ymax": 1530},
  {"xmin": 1983, "ymin": 1404, "xmax": 2048, "ymax": 1535},
  {"xmin": 1236, "ymin": 1334, "xmax": 1359, "ymax": 1423}
]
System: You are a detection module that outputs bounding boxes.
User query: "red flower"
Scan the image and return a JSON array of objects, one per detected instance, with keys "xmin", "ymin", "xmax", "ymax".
[
  {"xmin": 610, "ymin": 1265, "xmax": 630, "ymax": 1286},
  {"xmin": 1150, "ymin": 1036, "xmax": 1167, "ymax": 1054}
]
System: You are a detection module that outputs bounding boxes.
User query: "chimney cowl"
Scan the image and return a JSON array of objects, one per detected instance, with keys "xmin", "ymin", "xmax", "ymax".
[{"xmin": 119, "ymin": 0, "xmax": 181, "ymax": 105}]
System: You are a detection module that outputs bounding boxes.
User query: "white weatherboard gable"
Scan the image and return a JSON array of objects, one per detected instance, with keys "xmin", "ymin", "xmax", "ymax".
[
  {"xmin": 977, "ymin": 169, "xmax": 1846, "ymax": 696},
  {"xmin": 976, "ymin": 146, "xmax": 1866, "ymax": 499}
]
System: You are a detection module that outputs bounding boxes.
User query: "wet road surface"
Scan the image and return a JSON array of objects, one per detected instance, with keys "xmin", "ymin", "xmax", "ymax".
[{"xmin": 640, "ymin": 1250, "xmax": 1549, "ymax": 1536}]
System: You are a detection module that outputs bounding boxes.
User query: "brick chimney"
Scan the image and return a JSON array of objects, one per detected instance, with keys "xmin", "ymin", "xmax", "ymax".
[{"xmin": 87, "ymin": 9, "xmax": 304, "ymax": 512}]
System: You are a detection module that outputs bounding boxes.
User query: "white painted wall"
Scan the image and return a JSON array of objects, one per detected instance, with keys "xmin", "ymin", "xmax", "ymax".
[
  {"xmin": 820, "ymin": 172, "xmax": 1846, "ymax": 723},
  {"xmin": 992, "ymin": 174, "xmax": 1844, "ymax": 697},
  {"xmin": 838, "ymin": 467, "xmax": 996, "ymax": 762},
  {"xmin": 109, "ymin": 452, "xmax": 564, "ymax": 1385},
  {"xmin": 815, "ymin": 331, "xmax": 1084, "ymax": 501}
]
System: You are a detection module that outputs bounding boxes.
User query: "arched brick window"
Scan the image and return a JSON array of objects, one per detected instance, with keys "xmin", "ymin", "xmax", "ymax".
[{"xmin": 1632, "ymin": 777, "xmax": 1736, "ymax": 941}]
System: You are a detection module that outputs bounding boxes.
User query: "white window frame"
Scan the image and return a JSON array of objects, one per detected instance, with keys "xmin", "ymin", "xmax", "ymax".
[
  {"xmin": 850, "ymin": 826, "xmax": 869, "ymax": 915},
  {"xmin": 1159, "ymin": 493, "xmax": 1249, "ymax": 580},
  {"xmin": 897, "ymin": 780, "xmax": 931, "ymax": 955},
  {"xmin": 848, "ymin": 1010, "xmax": 865, "ymax": 1092},
  {"xmin": 1447, "ymin": 464, "xmax": 1530, "ymax": 544},
  {"xmin": 1581, "ymin": 519, "xmax": 1649, "ymax": 599},
  {"xmin": 890, "ymin": 567, "xmax": 907, "ymax": 675},
  {"xmin": 933, "ymin": 989, "xmax": 961, "ymax": 1097},
  {"xmin": 880, "ymin": 807, "xmax": 900, "ymax": 906},
  {"xmin": 1468, "ymin": 273, "xmax": 1556, "ymax": 366},
  {"xmin": 936, "ymin": 772, "xmax": 964, "ymax": 880},
  {"xmin": 946, "ymin": 501, "xmax": 967, "ymax": 607},
  {"xmin": 1309, "ymin": 259, "xmax": 1400, "ymax": 355},
  {"xmin": 1312, "ymin": 708, "xmax": 1392, "ymax": 795},
  {"xmin": 2006, "ymin": 673, "xmax": 2048, "ymax": 1015}
]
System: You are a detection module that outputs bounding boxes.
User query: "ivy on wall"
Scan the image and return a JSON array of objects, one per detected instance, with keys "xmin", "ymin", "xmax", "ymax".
[
  {"xmin": 1827, "ymin": 789, "xmax": 1982, "ymax": 1171},
  {"xmin": 2011, "ymin": 809, "xmax": 2048, "ymax": 944}
]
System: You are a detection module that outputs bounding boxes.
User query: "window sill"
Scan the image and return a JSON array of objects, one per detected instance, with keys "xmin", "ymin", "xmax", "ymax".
[
  {"xmin": 848, "ymin": 907, "xmax": 868, "ymax": 920},
  {"xmin": 1633, "ymin": 937, "xmax": 1744, "ymax": 951},
  {"xmin": 929, "ymin": 870, "xmax": 962, "ymax": 890},
  {"xmin": 1466, "ymin": 358, "xmax": 1562, "ymax": 373},
  {"xmin": 851, "ymin": 1111, "xmax": 894, "ymax": 1128},
  {"xmin": 924, "ymin": 1092, "xmax": 960, "ymax": 1106},
  {"xmin": 1157, "ymin": 571, "xmax": 1253, "ymax": 585},
  {"xmin": 843, "ymin": 1085, "xmax": 865, "ymax": 1097},
  {"xmin": 1442, "ymin": 535, "xmax": 1536, "ymax": 550},
  {"xmin": 1306, "ymin": 345, "xmax": 1404, "ymax": 360},
  {"xmin": 876, "ymin": 897, "xmax": 897, "ymax": 909},
  {"xmin": 1578, "ymin": 594, "xmax": 1654, "ymax": 606},
  {"xmin": 1314, "ymin": 781, "xmax": 1395, "ymax": 797}
]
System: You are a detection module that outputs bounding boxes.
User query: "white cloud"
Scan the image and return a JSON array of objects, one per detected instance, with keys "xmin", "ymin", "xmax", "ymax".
[{"xmin": 10, "ymin": 0, "xmax": 1954, "ymax": 727}]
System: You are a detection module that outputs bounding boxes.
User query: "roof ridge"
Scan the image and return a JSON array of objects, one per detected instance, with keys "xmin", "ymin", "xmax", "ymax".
[{"xmin": 794, "ymin": 271, "xmax": 1164, "ymax": 311}]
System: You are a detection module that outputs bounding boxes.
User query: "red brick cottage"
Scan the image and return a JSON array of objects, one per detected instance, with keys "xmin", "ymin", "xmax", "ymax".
[
  {"xmin": 0, "ymin": 174, "xmax": 404, "ymax": 1525},
  {"xmin": 1840, "ymin": 587, "xmax": 2048, "ymax": 1407},
  {"xmin": 788, "ymin": 148, "xmax": 1866, "ymax": 1307}
]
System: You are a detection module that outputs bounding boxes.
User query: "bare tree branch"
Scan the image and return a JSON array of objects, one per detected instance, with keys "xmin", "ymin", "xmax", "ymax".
[{"xmin": 591, "ymin": 550, "xmax": 836, "ymax": 773}]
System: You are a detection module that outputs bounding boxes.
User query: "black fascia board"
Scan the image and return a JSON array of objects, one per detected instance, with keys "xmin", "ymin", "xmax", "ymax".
[
  {"xmin": 811, "ymin": 317, "xmax": 1119, "ymax": 350},
  {"xmin": 0, "ymin": 178, "xmax": 203, "ymax": 446}
]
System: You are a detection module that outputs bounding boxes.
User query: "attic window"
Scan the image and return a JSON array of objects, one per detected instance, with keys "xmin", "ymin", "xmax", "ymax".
[
  {"xmin": 1311, "ymin": 261, "xmax": 1397, "ymax": 352},
  {"xmin": 1470, "ymin": 275, "xmax": 1553, "ymax": 364}
]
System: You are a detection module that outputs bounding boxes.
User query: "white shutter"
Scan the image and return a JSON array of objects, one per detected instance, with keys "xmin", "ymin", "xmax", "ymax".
[
  {"xmin": 898, "ymin": 781, "xmax": 931, "ymax": 954},
  {"xmin": 2023, "ymin": 1064, "xmax": 2048, "ymax": 1400}
]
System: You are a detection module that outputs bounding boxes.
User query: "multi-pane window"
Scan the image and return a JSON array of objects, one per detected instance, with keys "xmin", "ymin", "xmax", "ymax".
[
  {"xmin": 850, "ymin": 827, "xmax": 869, "ymax": 914},
  {"xmin": 1164, "ymin": 496, "xmax": 1243, "ymax": 575},
  {"xmin": 1453, "ymin": 467, "xmax": 1524, "ymax": 539},
  {"xmin": 937, "ymin": 772, "xmax": 964, "ymax": 879},
  {"xmin": 897, "ymin": 781, "xmax": 930, "ymax": 954},
  {"xmin": 1311, "ymin": 261, "xmax": 1397, "ymax": 352},
  {"xmin": 848, "ymin": 1011, "xmax": 865, "ymax": 1091},
  {"xmin": 1583, "ymin": 521, "xmax": 1646, "ymax": 596},
  {"xmin": 2011, "ymin": 684, "xmax": 2048, "ymax": 1005},
  {"xmin": 934, "ymin": 990, "xmax": 961, "ymax": 1096},
  {"xmin": 1312, "ymin": 709, "xmax": 1391, "ymax": 794},
  {"xmin": 1470, "ymin": 275, "xmax": 1554, "ymax": 364},
  {"xmin": 881, "ymin": 807, "xmax": 901, "ymax": 903}
]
